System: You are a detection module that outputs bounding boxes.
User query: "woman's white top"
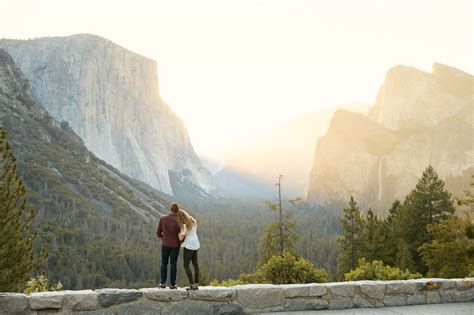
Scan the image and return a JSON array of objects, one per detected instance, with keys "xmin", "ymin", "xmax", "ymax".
[{"xmin": 182, "ymin": 225, "xmax": 200, "ymax": 250}]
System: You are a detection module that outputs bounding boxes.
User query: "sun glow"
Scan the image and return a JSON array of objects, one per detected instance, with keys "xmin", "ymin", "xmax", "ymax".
[{"xmin": 1, "ymin": 0, "xmax": 472, "ymax": 162}]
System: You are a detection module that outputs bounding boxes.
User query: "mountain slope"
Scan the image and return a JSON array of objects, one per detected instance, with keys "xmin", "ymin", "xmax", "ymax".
[
  {"xmin": 0, "ymin": 49, "xmax": 171, "ymax": 289},
  {"xmin": 0, "ymin": 34, "xmax": 216, "ymax": 197},
  {"xmin": 306, "ymin": 64, "xmax": 473, "ymax": 209}
]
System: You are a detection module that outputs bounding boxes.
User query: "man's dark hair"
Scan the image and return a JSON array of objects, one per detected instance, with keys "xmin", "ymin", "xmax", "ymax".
[{"xmin": 170, "ymin": 203, "xmax": 179, "ymax": 214}]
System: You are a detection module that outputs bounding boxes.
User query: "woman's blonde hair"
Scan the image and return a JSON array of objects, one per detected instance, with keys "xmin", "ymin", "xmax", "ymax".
[{"xmin": 176, "ymin": 208, "xmax": 197, "ymax": 230}]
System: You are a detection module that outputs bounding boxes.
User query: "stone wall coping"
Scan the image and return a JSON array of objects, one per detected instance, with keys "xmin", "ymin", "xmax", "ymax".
[{"xmin": 0, "ymin": 278, "xmax": 472, "ymax": 314}]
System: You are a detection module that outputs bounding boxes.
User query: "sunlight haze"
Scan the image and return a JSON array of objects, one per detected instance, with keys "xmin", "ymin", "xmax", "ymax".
[{"xmin": 1, "ymin": 0, "xmax": 472, "ymax": 162}]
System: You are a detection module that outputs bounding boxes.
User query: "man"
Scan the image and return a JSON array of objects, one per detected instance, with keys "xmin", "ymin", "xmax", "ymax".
[{"xmin": 157, "ymin": 202, "xmax": 181, "ymax": 289}]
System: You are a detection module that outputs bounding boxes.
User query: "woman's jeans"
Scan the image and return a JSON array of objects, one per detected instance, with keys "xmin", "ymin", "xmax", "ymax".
[
  {"xmin": 161, "ymin": 245, "xmax": 180, "ymax": 285},
  {"xmin": 183, "ymin": 248, "xmax": 200, "ymax": 284}
]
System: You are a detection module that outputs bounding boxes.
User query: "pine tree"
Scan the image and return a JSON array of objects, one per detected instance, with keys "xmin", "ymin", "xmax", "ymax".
[
  {"xmin": 0, "ymin": 127, "xmax": 42, "ymax": 292},
  {"xmin": 360, "ymin": 208, "xmax": 386, "ymax": 262},
  {"xmin": 337, "ymin": 196, "xmax": 365, "ymax": 278},
  {"xmin": 419, "ymin": 216, "xmax": 473, "ymax": 278},
  {"xmin": 258, "ymin": 176, "xmax": 300, "ymax": 266},
  {"xmin": 396, "ymin": 165, "xmax": 455, "ymax": 273},
  {"xmin": 395, "ymin": 239, "xmax": 417, "ymax": 272},
  {"xmin": 381, "ymin": 200, "xmax": 402, "ymax": 266}
]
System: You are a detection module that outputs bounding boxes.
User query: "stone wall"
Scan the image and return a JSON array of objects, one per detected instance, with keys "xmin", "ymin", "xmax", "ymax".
[{"xmin": 1, "ymin": 278, "xmax": 473, "ymax": 314}]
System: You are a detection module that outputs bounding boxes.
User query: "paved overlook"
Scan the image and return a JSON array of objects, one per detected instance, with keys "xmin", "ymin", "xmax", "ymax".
[{"xmin": 0, "ymin": 278, "xmax": 473, "ymax": 314}]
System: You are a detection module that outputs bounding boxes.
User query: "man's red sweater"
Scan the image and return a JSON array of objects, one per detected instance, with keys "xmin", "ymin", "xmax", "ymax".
[{"xmin": 157, "ymin": 214, "xmax": 181, "ymax": 248}]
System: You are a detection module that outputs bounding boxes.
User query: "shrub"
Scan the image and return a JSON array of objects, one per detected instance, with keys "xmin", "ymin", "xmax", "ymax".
[
  {"xmin": 343, "ymin": 259, "xmax": 421, "ymax": 281},
  {"xmin": 260, "ymin": 251, "xmax": 327, "ymax": 284},
  {"xmin": 23, "ymin": 274, "xmax": 63, "ymax": 294}
]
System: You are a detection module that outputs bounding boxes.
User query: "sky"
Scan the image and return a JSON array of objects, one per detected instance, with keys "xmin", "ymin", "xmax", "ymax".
[{"xmin": 0, "ymin": 0, "xmax": 472, "ymax": 161}]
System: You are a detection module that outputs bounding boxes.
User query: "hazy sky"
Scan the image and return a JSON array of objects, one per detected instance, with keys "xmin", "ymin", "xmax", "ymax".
[{"xmin": 1, "ymin": 0, "xmax": 472, "ymax": 161}]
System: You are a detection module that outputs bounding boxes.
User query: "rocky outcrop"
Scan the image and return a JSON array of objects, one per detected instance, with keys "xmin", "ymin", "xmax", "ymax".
[
  {"xmin": 368, "ymin": 64, "xmax": 472, "ymax": 130},
  {"xmin": 0, "ymin": 34, "xmax": 216, "ymax": 196},
  {"xmin": 1, "ymin": 278, "xmax": 472, "ymax": 314},
  {"xmin": 306, "ymin": 64, "xmax": 473, "ymax": 209}
]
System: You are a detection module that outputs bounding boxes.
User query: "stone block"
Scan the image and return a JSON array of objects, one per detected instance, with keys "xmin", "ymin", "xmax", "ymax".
[
  {"xmin": 354, "ymin": 295, "xmax": 373, "ymax": 308},
  {"xmin": 283, "ymin": 283, "xmax": 327, "ymax": 298},
  {"xmin": 30, "ymin": 291, "xmax": 64, "ymax": 310},
  {"xmin": 284, "ymin": 298, "xmax": 328, "ymax": 311},
  {"xmin": 386, "ymin": 281, "xmax": 420, "ymax": 295},
  {"xmin": 423, "ymin": 281, "xmax": 442, "ymax": 290},
  {"xmin": 188, "ymin": 287, "xmax": 236, "ymax": 301},
  {"xmin": 359, "ymin": 282, "xmax": 386, "ymax": 300},
  {"xmin": 328, "ymin": 298, "xmax": 353, "ymax": 309},
  {"xmin": 426, "ymin": 291, "xmax": 441, "ymax": 304},
  {"xmin": 456, "ymin": 279, "xmax": 474, "ymax": 290},
  {"xmin": 213, "ymin": 303, "xmax": 243, "ymax": 315},
  {"xmin": 0, "ymin": 293, "xmax": 28, "ymax": 315},
  {"xmin": 96, "ymin": 288, "xmax": 142, "ymax": 307},
  {"xmin": 116, "ymin": 300, "xmax": 162, "ymax": 315},
  {"xmin": 440, "ymin": 289, "xmax": 466, "ymax": 303},
  {"xmin": 327, "ymin": 283, "xmax": 356, "ymax": 297},
  {"xmin": 383, "ymin": 295, "xmax": 406, "ymax": 306},
  {"xmin": 64, "ymin": 290, "xmax": 98, "ymax": 311},
  {"xmin": 140, "ymin": 288, "xmax": 186, "ymax": 302},
  {"xmin": 441, "ymin": 279, "xmax": 457, "ymax": 290},
  {"xmin": 236, "ymin": 285, "xmax": 283, "ymax": 309},
  {"xmin": 162, "ymin": 301, "xmax": 214, "ymax": 315},
  {"xmin": 407, "ymin": 292, "xmax": 426, "ymax": 305}
]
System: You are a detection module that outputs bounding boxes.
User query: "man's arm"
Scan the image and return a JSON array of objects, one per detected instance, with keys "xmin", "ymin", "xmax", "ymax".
[{"xmin": 157, "ymin": 219, "xmax": 163, "ymax": 239}]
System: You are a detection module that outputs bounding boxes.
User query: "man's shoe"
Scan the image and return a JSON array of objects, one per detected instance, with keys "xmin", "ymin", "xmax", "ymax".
[
  {"xmin": 159, "ymin": 283, "xmax": 166, "ymax": 289},
  {"xmin": 169, "ymin": 285, "xmax": 178, "ymax": 289}
]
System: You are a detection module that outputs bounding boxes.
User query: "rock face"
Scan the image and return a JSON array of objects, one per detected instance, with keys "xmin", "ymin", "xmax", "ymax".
[
  {"xmin": 306, "ymin": 63, "xmax": 473, "ymax": 209},
  {"xmin": 0, "ymin": 48, "xmax": 170, "ymax": 288},
  {"xmin": 0, "ymin": 34, "xmax": 216, "ymax": 196}
]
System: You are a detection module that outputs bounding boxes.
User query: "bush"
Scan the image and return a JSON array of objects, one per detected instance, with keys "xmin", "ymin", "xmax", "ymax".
[
  {"xmin": 343, "ymin": 259, "xmax": 421, "ymax": 281},
  {"xmin": 23, "ymin": 274, "xmax": 63, "ymax": 294},
  {"xmin": 260, "ymin": 251, "xmax": 327, "ymax": 284}
]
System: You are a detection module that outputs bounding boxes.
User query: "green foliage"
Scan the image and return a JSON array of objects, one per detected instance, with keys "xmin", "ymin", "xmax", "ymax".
[
  {"xmin": 209, "ymin": 251, "xmax": 327, "ymax": 286},
  {"xmin": 360, "ymin": 208, "xmax": 386, "ymax": 262},
  {"xmin": 337, "ymin": 196, "xmax": 365, "ymax": 277},
  {"xmin": 0, "ymin": 128, "xmax": 44, "ymax": 292},
  {"xmin": 344, "ymin": 259, "xmax": 421, "ymax": 281},
  {"xmin": 23, "ymin": 274, "xmax": 63, "ymax": 294},
  {"xmin": 260, "ymin": 251, "xmax": 327, "ymax": 284},
  {"xmin": 258, "ymin": 211, "xmax": 299, "ymax": 266},
  {"xmin": 419, "ymin": 216, "xmax": 474, "ymax": 278},
  {"xmin": 395, "ymin": 240, "xmax": 417, "ymax": 273},
  {"xmin": 393, "ymin": 165, "xmax": 455, "ymax": 273},
  {"xmin": 209, "ymin": 278, "xmax": 244, "ymax": 287}
]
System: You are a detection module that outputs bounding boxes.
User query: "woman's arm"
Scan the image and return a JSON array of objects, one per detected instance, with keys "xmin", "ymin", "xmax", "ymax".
[{"xmin": 178, "ymin": 224, "xmax": 187, "ymax": 241}]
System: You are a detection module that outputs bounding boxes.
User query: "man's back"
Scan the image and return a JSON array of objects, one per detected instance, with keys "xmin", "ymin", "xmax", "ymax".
[{"xmin": 157, "ymin": 214, "xmax": 180, "ymax": 248}]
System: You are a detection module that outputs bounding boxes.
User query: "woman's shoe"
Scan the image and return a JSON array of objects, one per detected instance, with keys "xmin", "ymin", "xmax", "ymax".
[
  {"xmin": 159, "ymin": 283, "xmax": 166, "ymax": 289},
  {"xmin": 169, "ymin": 285, "xmax": 178, "ymax": 290}
]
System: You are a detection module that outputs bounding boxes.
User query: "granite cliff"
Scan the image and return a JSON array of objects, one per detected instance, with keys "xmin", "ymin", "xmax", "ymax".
[
  {"xmin": 0, "ymin": 34, "xmax": 216, "ymax": 197},
  {"xmin": 0, "ymin": 48, "xmax": 173, "ymax": 288},
  {"xmin": 306, "ymin": 64, "xmax": 473, "ymax": 209}
]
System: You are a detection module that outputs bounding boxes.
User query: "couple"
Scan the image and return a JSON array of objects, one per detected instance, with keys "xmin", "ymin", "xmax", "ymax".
[{"xmin": 156, "ymin": 202, "xmax": 200, "ymax": 290}]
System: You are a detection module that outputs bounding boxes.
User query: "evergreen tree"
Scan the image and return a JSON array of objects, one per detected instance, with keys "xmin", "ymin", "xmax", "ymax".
[
  {"xmin": 395, "ymin": 239, "xmax": 417, "ymax": 272},
  {"xmin": 258, "ymin": 207, "xmax": 299, "ymax": 265},
  {"xmin": 360, "ymin": 208, "xmax": 386, "ymax": 262},
  {"xmin": 258, "ymin": 176, "xmax": 300, "ymax": 266},
  {"xmin": 395, "ymin": 165, "xmax": 455, "ymax": 273},
  {"xmin": 419, "ymin": 216, "xmax": 473, "ymax": 278},
  {"xmin": 0, "ymin": 127, "xmax": 43, "ymax": 292},
  {"xmin": 337, "ymin": 196, "xmax": 365, "ymax": 278},
  {"xmin": 381, "ymin": 200, "xmax": 402, "ymax": 266}
]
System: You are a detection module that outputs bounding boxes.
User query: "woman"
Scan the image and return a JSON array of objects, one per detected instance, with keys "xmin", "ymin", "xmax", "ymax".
[{"xmin": 177, "ymin": 209, "xmax": 200, "ymax": 290}]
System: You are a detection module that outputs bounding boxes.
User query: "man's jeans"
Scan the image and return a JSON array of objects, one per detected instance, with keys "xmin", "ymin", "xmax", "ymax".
[{"xmin": 161, "ymin": 245, "xmax": 180, "ymax": 285}]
